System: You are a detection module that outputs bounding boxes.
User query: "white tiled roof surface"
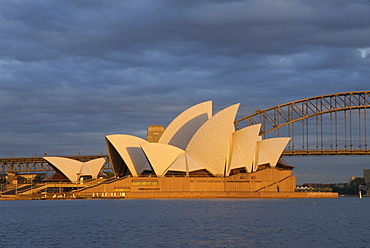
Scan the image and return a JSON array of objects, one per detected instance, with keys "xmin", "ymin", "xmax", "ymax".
[
  {"xmin": 167, "ymin": 152, "xmax": 187, "ymax": 172},
  {"xmin": 43, "ymin": 156, "xmax": 82, "ymax": 182},
  {"xmin": 84, "ymin": 157, "xmax": 106, "ymax": 178},
  {"xmin": 158, "ymin": 101, "xmax": 212, "ymax": 150},
  {"xmin": 141, "ymin": 143, "xmax": 184, "ymax": 176},
  {"xmin": 229, "ymin": 124, "xmax": 261, "ymax": 173},
  {"xmin": 43, "ymin": 157, "xmax": 106, "ymax": 182},
  {"xmin": 186, "ymin": 104, "xmax": 240, "ymax": 176},
  {"xmin": 257, "ymin": 137, "xmax": 290, "ymax": 169},
  {"xmin": 105, "ymin": 134, "xmax": 150, "ymax": 176}
]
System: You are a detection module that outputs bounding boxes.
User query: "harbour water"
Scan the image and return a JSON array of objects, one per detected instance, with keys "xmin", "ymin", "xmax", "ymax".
[{"xmin": 0, "ymin": 197, "xmax": 368, "ymax": 247}]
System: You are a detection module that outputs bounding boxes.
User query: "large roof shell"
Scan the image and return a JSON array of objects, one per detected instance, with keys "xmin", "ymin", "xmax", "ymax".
[
  {"xmin": 158, "ymin": 101, "xmax": 212, "ymax": 150},
  {"xmin": 186, "ymin": 104, "xmax": 240, "ymax": 176},
  {"xmin": 229, "ymin": 124, "xmax": 261, "ymax": 174},
  {"xmin": 105, "ymin": 134, "xmax": 150, "ymax": 177},
  {"xmin": 141, "ymin": 143, "xmax": 184, "ymax": 176}
]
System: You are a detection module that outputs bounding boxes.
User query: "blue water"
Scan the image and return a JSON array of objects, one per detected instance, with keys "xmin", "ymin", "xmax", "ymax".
[{"xmin": 0, "ymin": 197, "xmax": 369, "ymax": 247}]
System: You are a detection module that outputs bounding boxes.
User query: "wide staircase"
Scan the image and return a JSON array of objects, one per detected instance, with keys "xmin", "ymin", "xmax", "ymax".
[
  {"xmin": 71, "ymin": 176, "xmax": 128, "ymax": 193},
  {"xmin": 255, "ymin": 175, "xmax": 292, "ymax": 192}
]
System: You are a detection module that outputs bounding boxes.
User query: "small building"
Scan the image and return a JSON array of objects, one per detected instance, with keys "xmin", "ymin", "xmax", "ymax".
[
  {"xmin": 17, "ymin": 173, "xmax": 48, "ymax": 183},
  {"xmin": 146, "ymin": 125, "xmax": 164, "ymax": 143},
  {"xmin": 364, "ymin": 169, "xmax": 370, "ymax": 185}
]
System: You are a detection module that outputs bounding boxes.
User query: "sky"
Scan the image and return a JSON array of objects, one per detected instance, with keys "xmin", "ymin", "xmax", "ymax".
[{"xmin": 1, "ymin": 0, "xmax": 369, "ymax": 184}]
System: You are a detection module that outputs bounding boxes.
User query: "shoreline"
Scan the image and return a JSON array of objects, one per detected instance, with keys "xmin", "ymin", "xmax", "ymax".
[{"xmin": 1, "ymin": 191, "xmax": 339, "ymax": 201}]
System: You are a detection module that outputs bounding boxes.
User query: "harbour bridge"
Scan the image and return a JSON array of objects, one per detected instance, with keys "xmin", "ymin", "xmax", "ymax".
[{"xmin": 1, "ymin": 91, "xmax": 369, "ymax": 174}]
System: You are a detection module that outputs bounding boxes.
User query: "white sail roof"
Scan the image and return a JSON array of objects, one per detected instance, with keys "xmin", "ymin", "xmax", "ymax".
[
  {"xmin": 43, "ymin": 157, "xmax": 106, "ymax": 182},
  {"xmin": 186, "ymin": 153, "xmax": 205, "ymax": 172},
  {"xmin": 141, "ymin": 143, "xmax": 184, "ymax": 176},
  {"xmin": 167, "ymin": 153, "xmax": 187, "ymax": 172},
  {"xmin": 186, "ymin": 104, "xmax": 240, "ymax": 176},
  {"xmin": 105, "ymin": 134, "xmax": 150, "ymax": 177},
  {"xmin": 85, "ymin": 158, "xmax": 106, "ymax": 177},
  {"xmin": 229, "ymin": 124, "xmax": 261, "ymax": 174},
  {"xmin": 256, "ymin": 137, "xmax": 290, "ymax": 170},
  {"xmin": 158, "ymin": 101, "xmax": 212, "ymax": 150}
]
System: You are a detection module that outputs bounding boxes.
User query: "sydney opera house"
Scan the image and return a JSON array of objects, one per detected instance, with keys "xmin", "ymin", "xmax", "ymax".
[
  {"xmin": 41, "ymin": 101, "xmax": 313, "ymax": 198},
  {"xmin": 106, "ymin": 101, "xmax": 291, "ymax": 178}
]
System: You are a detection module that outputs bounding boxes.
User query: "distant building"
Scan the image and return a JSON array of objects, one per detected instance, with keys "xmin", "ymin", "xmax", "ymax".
[
  {"xmin": 146, "ymin": 125, "xmax": 164, "ymax": 143},
  {"xmin": 302, "ymin": 183, "xmax": 336, "ymax": 188},
  {"xmin": 0, "ymin": 172, "xmax": 47, "ymax": 184},
  {"xmin": 349, "ymin": 176, "xmax": 357, "ymax": 182},
  {"xmin": 17, "ymin": 173, "xmax": 48, "ymax": 183},
  {"xmin": 364, "ymin": 169, "xmax": 370, "ymax": 185}
]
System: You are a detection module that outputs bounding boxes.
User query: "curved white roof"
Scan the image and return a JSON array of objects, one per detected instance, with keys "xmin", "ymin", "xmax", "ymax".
[
  {"xmin": 43, "ymin": 157, "xmax": 106, "ymax": 182},
  {"xmin": 85, "ymin": 157, "xmax": 107, "ymax": 178},
  {"xmin": 256, "ymin": 137, "xmax": 290, "ymax": 170},
  {"xmin": 44, "ymin": 157, "xmax": 81, "ymax": 182},
  {"xmin": 167, "ymin": 153, "xmax": 187, "ymax": 172},
  {"xmin": 186, "ymin": 104, "xmax": 240, "ymax": 176},
  {"xmin": 229, "ymin": 124, "xmax": 262, "ymax": 174},
  {"xmin": 105, "ymin": 134, "xmax": 150, "ymax": 177},
  {"xmin": 158, "ymin": 101, "xmax": 212, "ymax": 150},
  {"xmin": 167, "ymin": 153, "xmax": 205, "ymax": 173},
  {"xmin": 141, "ymin": 143, "xmax": 184, "ymax": 176},
  {"xmin": 186, "ymin": 153, "xmax": 205, "ymax": 172}
]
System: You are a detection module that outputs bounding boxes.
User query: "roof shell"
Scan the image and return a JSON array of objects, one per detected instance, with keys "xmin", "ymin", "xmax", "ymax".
[
  {"xmin": 256, "ymin": 137, "xmax": 290, "ymax": 170},
  {"xmin": 84, "ymin": 157, "xmax": 106, "ymax": 177},
  {"xmin": 229, "ymin": 124, "xmax": 261, "ymax": 174},
  {"xmin": 186, "ymin": 103, "xmax": 240, "ymax": 176},
  {"xmin": 141, "ymin": 143, "xmax": 184, "ymax": 176},
  {"xmin": 105, "ymin": 134, "xmax": 150, "ymax": 177},
  {"xmin": 43, "ymin": 157, "xmax": 106, "ymax": 182},
  {"xmin": 158, "ymin": 101, "xmax": 212, "ymax": 150}
]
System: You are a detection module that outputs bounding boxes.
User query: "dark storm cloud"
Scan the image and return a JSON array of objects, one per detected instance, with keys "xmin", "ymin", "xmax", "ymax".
[{"xmin": 1, "ymin": 0, "xmax": 369, "ymax": 182}]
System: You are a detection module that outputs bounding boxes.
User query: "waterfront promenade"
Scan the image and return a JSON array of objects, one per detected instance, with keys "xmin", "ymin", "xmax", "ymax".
[{"xmin": 0, "ymin": 191, "xmax": 338, "ymax": 200}]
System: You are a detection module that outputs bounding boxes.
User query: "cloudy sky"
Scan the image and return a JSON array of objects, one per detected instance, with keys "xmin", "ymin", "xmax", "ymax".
[{"xmin": 1, "ymin": 0, "xmax": 369, "ymax": 184}]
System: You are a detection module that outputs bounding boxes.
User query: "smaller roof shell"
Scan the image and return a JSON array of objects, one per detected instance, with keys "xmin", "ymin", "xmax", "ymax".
[
  {"xmin": 229, "ymin": 124, "xmax": 261, "ymax": 174},
  {"xmin": 106, "ymin": 134, "xmax": 150, "ymax": 177},
  {"xmin": 43, "ymin": 157, "xmax": 106, "ymax": 183},
  {"xmin": 256, "ymin": 137, "xmax": 290, "ymax": 170},
  {"xmin": 141, "ymin": 143, "xmax": 184, "ymax": 176}
]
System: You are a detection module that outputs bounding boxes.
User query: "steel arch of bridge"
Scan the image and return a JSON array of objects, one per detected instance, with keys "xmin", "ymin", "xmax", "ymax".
[{"xmin": 235, "ymin": 91, "xmax": 370, "ymax": 156}]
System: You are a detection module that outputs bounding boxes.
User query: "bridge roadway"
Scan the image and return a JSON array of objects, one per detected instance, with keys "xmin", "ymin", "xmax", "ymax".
[{"xmin": 282, "ymin": 149, "xmax": 370, "ymax": 156}]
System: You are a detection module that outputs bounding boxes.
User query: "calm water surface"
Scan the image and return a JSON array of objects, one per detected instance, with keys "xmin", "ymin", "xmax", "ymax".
[{"xmin": 0, "ymin": 197, "xmax": 369, "ymax": 247}]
